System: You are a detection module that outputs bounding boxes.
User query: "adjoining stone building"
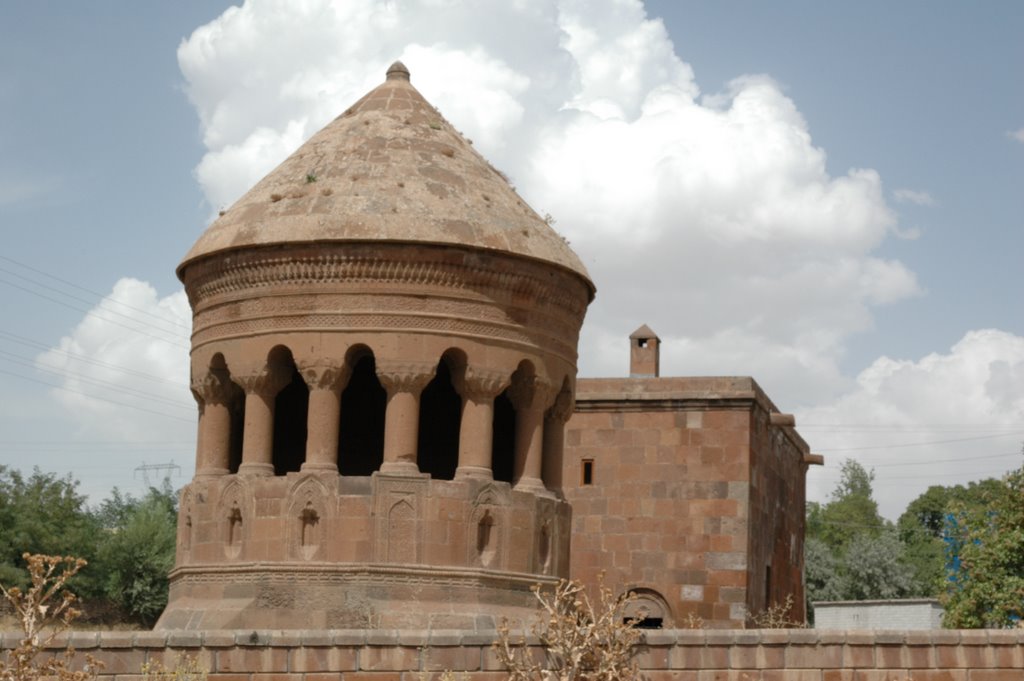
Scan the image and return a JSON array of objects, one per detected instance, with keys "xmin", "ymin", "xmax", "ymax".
[
  {"xmin": 158, "ymin": 63, "xmax": 817, "ymax": 630},
  {"xmin": 564, "ymin": 326, "xmax": 822, "ymax": 628}
]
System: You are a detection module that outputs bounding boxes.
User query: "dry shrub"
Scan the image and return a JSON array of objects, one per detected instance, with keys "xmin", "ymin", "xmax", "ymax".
[
  {"xmin": 745, "ymin": 594, "xmax": 807, "ymax": 629},
  {"xmin": 679, "ymin": 612, "xmax": 706, "ymax": 630},
  {"xmin": 495, "ymin": 574, "xmax": 645, "ymax": 681},
  {"xmin": 141, "ymin": 653, "xmax": 207, "ymax": 681},
  {"xmin": 0, "ymin": 553, "xmax": 102, "ymax": 681}
]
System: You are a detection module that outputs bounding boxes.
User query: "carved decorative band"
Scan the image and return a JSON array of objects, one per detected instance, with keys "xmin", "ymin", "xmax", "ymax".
[
  {"xmin": 182, "ymin": 244, "xmax": 590, "ymax": 320},
  {"xmin": 168, "ymin": 560, "xmax": 560, "ymax": 589}
]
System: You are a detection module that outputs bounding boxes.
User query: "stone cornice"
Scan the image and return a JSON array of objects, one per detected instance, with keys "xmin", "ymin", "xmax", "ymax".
[{"xmin": 181, "ymin": 244, "xmax": 591, "ymax": 320}]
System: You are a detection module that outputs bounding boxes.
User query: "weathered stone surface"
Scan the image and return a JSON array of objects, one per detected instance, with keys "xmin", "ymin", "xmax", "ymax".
[{"xmin": 162, "ymin": 63, "xmax": 588, "ymax": 631}]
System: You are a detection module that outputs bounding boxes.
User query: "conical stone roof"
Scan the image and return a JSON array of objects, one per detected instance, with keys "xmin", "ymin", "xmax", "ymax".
[{"xmin": 180, "ymin": 62, "xmax": 593, "ymax": 295}]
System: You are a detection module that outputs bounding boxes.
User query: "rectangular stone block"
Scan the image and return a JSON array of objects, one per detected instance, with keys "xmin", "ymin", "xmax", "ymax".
[
  {"xmin": 854, "ymin": 671, "xmax": 914, "ymax": 681},
  {"xmin": 360, "ymin": 646, "xmax": 421, "ymax": 672},
  {"xmin": 821, "ymin": 671, "xmax": 856, "ymax": 681},
  {"xmin": 217, "ymin": 647, "xmax": 288, "ymax": 673},
  {"xmin": 201, "ymin": 632, "xmax": 237, "ymax": 648},
  {"xmin": 841, "ymin": 644, "xmax": 875, "ymax": 669},
  {"xmin": 422, "ymin": 645, "xmax": 481, "ymax": 671},
  {"xmin": 303, "ymin": 674, "xmax": 343, "ymax": 681},
  {"xmin": 785, "ymin": 643, "xmax": 840, "ymax": 669},
  {"xmin": 206, "ymin": 674, "xmax": 251, "ymax": 681},
  {"xmin": 760, "ymin": 671, "xmax": 821, "ymax": 681},
  {"xmin": 290, "ymin": 646, "xmax": 358, "ymax": 672},
  {"xmin": 98, "ymin": 632, "xmax": 138, "ymax": 649},
  {"xmin": 166, "ymin": 632, "xmax": 204, "ymax": 648},
  {"xmin": 969, "ymin": 672, "xmax": 1024, "ymax": 681},
  {"xmin": 343, "ymin": 674, "xmax": 402, "ymax": 681},
  {"xmin": 754, "ymin": 644, "xmax": 785, "ymax": 670},
  {"xmin": 250, "ymin": 674, "xmax": 292, "ymax": 681},
  {"xmin": 88, "ymin": 648, "xmax": 148, "ymax": 675},
  {"xmin": 899, "ymin": 671, "xmax": 967, "ymax": 681}
]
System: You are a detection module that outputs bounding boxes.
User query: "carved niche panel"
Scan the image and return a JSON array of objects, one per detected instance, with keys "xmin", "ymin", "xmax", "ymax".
[
  {"xmin": 217, "ymin": 479, "xmax": 248, "ymax": 560},
  {"xmin": 372, "ymin": 474, "xmax": 428, "ymax": 564},
  {"xmin": 467, "ymin": 484, "xmax": 509, "ymax": 570},
  {"xmin": 287, "ymin": 476, "xmax": 330, "ymax": 561}
]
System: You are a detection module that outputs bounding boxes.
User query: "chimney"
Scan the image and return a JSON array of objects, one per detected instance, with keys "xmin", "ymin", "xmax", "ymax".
[{"xmin": 629, "ymin": 324, "xmax": 660, "ymax": 377}]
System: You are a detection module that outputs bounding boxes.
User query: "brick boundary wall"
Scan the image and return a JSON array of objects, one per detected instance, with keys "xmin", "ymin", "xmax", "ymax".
[{"xmin": 3, "ymin": 629, "xmax": 1022, "ymax": 680}]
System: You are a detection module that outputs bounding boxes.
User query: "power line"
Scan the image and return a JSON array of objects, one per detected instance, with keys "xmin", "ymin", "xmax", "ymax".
[
  {"xmin": 831, "ymin": 451, "xmax": 1023, "ymax": 468},
  {"xmin": 0, "ymin": 255, "xmax": 188, "ymax": 331},
  {"xmin": 0, "ymin": 328, "xmax": 189, "ymax": 388},
  {"xmin": 800, "ymin": 423, "xmax": 1024, "ymax": 430},
  {"xmin": 0, "ymin": 276, "xmax": 189, "ymax": 349},
  {"xmin": 0, "ymin": 368, "xmax": 195, "ymax": 423},
  {"xmin": 0, "ymin": 351, "xmax": 193, "ymax": 412},
  {"xmin": 817, "ymin": 431, "xmax": 1024, "ymax": 452},
  {"xmin": 0, "ymin": 265, "xmax": 185, "ymax": 338}
]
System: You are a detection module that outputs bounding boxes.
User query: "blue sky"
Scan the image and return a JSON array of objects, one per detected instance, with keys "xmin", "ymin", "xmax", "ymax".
[{"xmin": 0, "ymin": 1, "xmax": 1021, "ymax": 519}]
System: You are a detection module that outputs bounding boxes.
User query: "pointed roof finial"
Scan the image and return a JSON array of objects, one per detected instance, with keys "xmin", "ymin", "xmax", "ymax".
[{"xmin": 386, "ymin": 60, "xmax": 410, "ymax": 82}]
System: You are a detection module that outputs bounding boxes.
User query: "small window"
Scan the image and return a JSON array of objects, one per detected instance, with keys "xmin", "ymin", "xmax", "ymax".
[
  {"xmin": 637, "ymin": 338, "xmax": 647, "ymax": 348},
  {"xmin": 625, "ymin": 616, "xmax": 663, "ymax": 629},
  {"xmin": 581, "ymin": 459, "xmax": 594, "ymax": 485}
]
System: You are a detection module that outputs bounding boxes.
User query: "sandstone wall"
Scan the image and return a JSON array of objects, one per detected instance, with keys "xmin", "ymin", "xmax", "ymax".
[
  {"xmin": 4, "ymin": 629, "xmax": 1021, "ymax": 680},
  {"xmin": 563, "ymin": 377, "xmax": 809, "ymax": 628}
]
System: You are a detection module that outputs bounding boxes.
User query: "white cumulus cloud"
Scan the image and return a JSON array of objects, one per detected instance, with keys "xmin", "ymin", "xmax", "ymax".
[
  {"xmin": 1009, "ymin": 127, "xmax": 1024, "ymax": 143},
  {"xmin": 38, "ymin": 0, "xmax": 1024, "ymax": 521},
  {"xmin": 36, "ymin": 279, "xmax": 194, "ymax": 446},
  {"xmin": 800, "ymin": 329, "xmax": 1024, "ymax": 519},
  {"xmin": 176, "ymin": 0, "xmax": 923, "ymax": 409},
  {"xmin": 892, "ymin": 188, "xmax": 935, "ymax": 206}
]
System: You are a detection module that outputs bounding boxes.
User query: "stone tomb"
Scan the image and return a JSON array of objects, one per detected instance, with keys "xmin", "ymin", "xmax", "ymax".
[{"xmin": 158, "ymin": 62, "xmax": 593, "ymax": 630}]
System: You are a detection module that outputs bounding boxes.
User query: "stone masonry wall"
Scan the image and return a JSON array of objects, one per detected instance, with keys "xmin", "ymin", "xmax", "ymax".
[
  {"xmin": 3, "ymin": 629, "xmax": 1022, "ymax": 680},
  {"xmin": 563, "ymin": 376, "xmax": 809, "ymax": 629},
  {"xmin": 564, "ymin": 401, "xmax": 753, "ymax": 628},
  {"xmin": 746, "ymin": 401, "xmax": 809, "ymax": 622}
]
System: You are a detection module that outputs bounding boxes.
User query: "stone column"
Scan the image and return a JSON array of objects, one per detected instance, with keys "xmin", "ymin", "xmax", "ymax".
[
  {"xmin": 508, "ymin": 373, "xmax": 554, "ymax": 493},
  {"xmin": 236, "ymin": 364, "xmax": 292, "ymax": 476},
  {"xmin": 376, "ymin": 360, "xmax": 436, "ymax": 475},
  {"xmin": 542, "ymin": 387, "xmax": 574, "ymax": 495},
  {"xmin": 192, "ymin": 368, "xmax": 241, "ymax": 477},
  {"xmin": 299, "ymin": 361, "xmax": 351, "ymax": 473},
  {"xmin": 453, "ymin": 368, "xmax": 508, "ymax": 480}
]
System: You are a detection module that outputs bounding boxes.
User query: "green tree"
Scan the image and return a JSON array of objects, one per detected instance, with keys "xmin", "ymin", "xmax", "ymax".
[
  {"xmin": 95, "ymin": 485, "xmax": 178, "ymax": 626},
  {"xmin": 805, "ymin": 459, "xmax": 915, "ymax": 609},
  {"xmin": 0, "ymin": 467, "xmax": 100, "ymax": 596},
  {"xmin": 898, "ymin": 478, "xmax": 1009, "ymax": 598},
  {"xmin": 818, "ymin": 460, "xmax": 884, "ymax": 551},
  {"xmin": 843, "ymin": 529, "xmax": 914, "ymax": 600},
  {"xmin": 804, "ymin": 537, "xmax": 846, "ymax": 605},
  {"xmin": 942, "ymin": 466, "xmax": 1024, "ymax": 628}
]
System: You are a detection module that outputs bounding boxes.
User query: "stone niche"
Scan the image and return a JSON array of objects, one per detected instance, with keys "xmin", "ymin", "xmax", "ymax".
[{"xmin": 158, "ymin": 62, "xmax": 593, "ymax": 630}]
